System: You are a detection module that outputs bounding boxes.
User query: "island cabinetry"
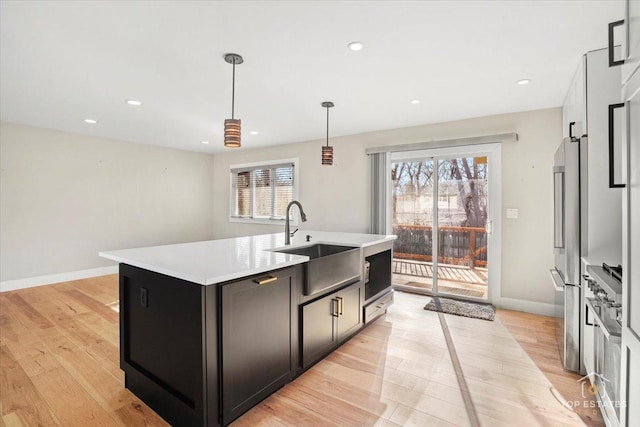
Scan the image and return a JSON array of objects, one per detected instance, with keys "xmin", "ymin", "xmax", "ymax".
[
  {"xmin": 119, "ymin": 263, "xmax": 302, "ymax": 427},
  {"xmin": 220, "ymin": 268, "xmax": 299, "ymax": 425},
  {"xmin": 120, "ymin": 264, "xmax": 208, "ymax": 427},
  {"xmin": 301, "ymin": 281, "xmax": 362, "ymax": 368}
]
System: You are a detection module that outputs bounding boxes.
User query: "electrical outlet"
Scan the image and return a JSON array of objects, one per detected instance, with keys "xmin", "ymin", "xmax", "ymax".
[
  {"xmin": 140, "ymin": 287, "xmax": 148, "ymax": 308},
  {"xmin": 506, "ymin": 208, "xmax": 519, "ymax": 219}
]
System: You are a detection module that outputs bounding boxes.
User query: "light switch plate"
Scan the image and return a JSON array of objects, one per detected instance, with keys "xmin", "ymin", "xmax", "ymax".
[{"xmin": 506, "ymin": 208, "xmax": 519, "ymax": 219}]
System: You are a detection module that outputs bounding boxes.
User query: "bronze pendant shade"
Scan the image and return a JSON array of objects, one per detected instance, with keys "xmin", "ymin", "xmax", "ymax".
[
  {"xmin": 224, "ymin": 53, "xmax": 243, "ymax": 148},
  {"xmin": 321, "ymin": 145, "xmax": 333, "ymax": 165},
  {"xmin": 224, "ymin": 118, "xmax": 241, "ymax": 148},
  {"xmin": 321, "ymin": 101, "xmax": 334, "ymax": 165}
]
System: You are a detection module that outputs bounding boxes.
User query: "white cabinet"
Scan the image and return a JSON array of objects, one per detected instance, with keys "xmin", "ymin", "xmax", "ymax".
[
  {"xmin": 609, "ymin": 3, "xmax": 640, "ymax": 426},
  {"xmin": 620, "ymin": 54, "xmax": 640, "ymax": 427},
  {"xmin": 621, "ymin": 0, "xmax": 640, "ymax": 83},
  {"xmin": 566, "ymin": 48, "xmax": 624, "ymax": 375},
  {"xmin": 563, "ymin": 58, "xmax": 587, "ymax": 139},
  {"xmin": 582, "ymin": 260, "xmax": 596, "ymax": 375},
  {"xmin": 585, "ymin": 48, "xmax": 623, "ymax": 265}
]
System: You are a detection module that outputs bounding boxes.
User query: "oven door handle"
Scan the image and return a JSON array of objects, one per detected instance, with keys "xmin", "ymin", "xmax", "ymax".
[{"xmin": 585, "ymin": 298, "xmax": 621, "ymax": 342}]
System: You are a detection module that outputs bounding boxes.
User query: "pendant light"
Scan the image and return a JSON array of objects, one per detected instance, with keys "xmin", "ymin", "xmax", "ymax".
[
  {"xmin": 321, "ymin": 101, "xmax": 334, "ymax": 165},
  {"xmin": 224, "ymin": 53, "xmax": 243, "ymax": 148}
]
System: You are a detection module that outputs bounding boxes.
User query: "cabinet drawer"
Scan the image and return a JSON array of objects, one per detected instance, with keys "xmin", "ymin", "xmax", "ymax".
[{"xmin": 364, "ymin": 291, "xmax": 394, "ymax": 324}]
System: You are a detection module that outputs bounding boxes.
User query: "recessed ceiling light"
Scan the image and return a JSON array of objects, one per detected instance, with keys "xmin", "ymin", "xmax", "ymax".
[
  {"xmin": 126, "ymin": 99, "xmax": 143, "ymax": 106},
  {"xmin": 249, "ymin": 131, "xmax": 259, "ymax": 135},
  {"xmin": 84, "ymin": 119, "xmax": 97, "ymax": 124},
  {"xmin": 411, "ymin": 99, "xmax": 421, "ymax": 104},
  {"xmin": 201, "ymin": 140, "xmax": 209, "ymax": 144},
  {"xmin": 347, "ymin": 41, "xmax": 364, "ymax": 51},
  {"xmin": 517, "ymin": 79, "xmax": 531, "ymax": 85}
]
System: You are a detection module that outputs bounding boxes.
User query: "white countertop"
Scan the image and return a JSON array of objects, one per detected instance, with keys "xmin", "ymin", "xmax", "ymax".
[{"xmin": 99, "ymin": 231, "xmax": 396, "ymax": 286}]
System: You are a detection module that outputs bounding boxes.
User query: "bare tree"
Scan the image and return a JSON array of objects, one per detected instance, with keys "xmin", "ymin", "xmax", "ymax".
[{"xmin": 441, "ymin": 158, "xmax": 487, "ymax": 227}]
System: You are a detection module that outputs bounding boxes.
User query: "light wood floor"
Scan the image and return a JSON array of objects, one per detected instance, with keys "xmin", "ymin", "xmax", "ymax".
[{"xmin": 0, "ymin": 275, "xmax": 599, "ymax": 426}]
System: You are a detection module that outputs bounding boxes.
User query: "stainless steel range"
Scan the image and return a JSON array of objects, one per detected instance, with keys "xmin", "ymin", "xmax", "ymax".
[{"xmin": 585, "ymin": 263, "xmax": 622, "ymax": 427}]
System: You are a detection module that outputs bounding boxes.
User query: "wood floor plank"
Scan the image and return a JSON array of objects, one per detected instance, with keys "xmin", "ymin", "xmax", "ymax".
[
  {"xmin": 0, "ymin": 345, "xmax": 60, "ymax": 426},
  {"xmin": 295, "ymin": 370, "xmax": 399, "ymax": 419},
  {"xmin": 3, "ymin": 293, "xmax": 54, "ymax": 330},
  {"xmin": 0, "ymin": 300, "xmax": 61, "ymax": 377},
  {"xmin": 278, "ymin": 382, "xmax": 384, "ymax": 426},
  {"xmin": 30, "ymin": 366, "xmax": 118, "ymax": 426},
  {"xmin": 60, "ymin": 288, "xmax": 118, "ymax": 323},
  {"xmin": 68, "ymin": 276, "xmax": 119, "ymax": 305},
  {"xmin": 389, "ymin": 403, "xmax": 459, "ymax": 427},
  {"xmin": 247, "ymin": 393, "xmax": 340, "ymax": 427},
  {"xmin": 32, "ymin": 326, "xmax": 142, "ymax": 422},
  {"xmin": 111, "ymin": 398, "xmax": 170, "ymax": 427}
]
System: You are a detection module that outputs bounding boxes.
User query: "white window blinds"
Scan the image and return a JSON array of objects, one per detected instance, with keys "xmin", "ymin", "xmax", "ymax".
[{"xmin": 231, "ymin": 161, "xmax": 295, "ymax": 221}]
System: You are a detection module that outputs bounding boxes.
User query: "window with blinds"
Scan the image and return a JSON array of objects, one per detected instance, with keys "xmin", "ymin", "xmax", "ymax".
[{"xmin": 230, "ymin": 160, "xmax": 297, "ymax": 223}]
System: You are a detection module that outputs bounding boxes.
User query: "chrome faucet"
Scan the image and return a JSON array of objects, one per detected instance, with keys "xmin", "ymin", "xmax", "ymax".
[{"xmin": 285, "ymin": 200, "xmax": 307, "ymax": 245}]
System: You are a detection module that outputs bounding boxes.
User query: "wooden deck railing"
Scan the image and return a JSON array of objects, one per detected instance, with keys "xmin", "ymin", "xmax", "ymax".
[{"xmin": 392, "ymin": 224, "xmax": 487, "ymax": 268}]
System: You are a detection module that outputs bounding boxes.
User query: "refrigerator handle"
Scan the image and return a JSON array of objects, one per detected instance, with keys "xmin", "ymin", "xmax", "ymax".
[
  {"xmin": 608, "ymin": 20, "xmax": 625, "ymax": 67},
  {"xmin": 569, "ymin": 121, "xmax": 576, "ymax": 141},
  {"xmin": 608, "ymin": 103, "xmax": 626, "ymax": 188},
  {"xmin": 550, "ymin": 269, "xmax": 564, "ymax": 292}
]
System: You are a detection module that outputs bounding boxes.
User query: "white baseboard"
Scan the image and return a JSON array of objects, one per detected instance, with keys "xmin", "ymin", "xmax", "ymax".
[
  {"xmin": 495, "ymin": 296, "xmax": 563, "ymax": 318},
  {"xmin": 0, "ymin": 265, "xmax": 119, "ymax": 292}
]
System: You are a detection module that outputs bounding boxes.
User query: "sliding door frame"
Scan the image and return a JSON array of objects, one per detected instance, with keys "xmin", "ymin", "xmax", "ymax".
[{"xmin": 389, "ymin": 143, "xmax": 502, "ymax": 304}]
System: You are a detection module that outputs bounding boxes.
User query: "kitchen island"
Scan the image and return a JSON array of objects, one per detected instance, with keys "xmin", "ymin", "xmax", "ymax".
[{"xmin": 99, "ymin": 231, "xmax": 395, "ymax": 427}]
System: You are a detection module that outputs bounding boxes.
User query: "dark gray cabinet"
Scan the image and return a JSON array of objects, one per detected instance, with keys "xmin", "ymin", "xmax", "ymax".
[
  {"xmin": 301, "ymin": 281, "xmax": 362, "ymax": 368},
  {"xmin": 119, "ymin": 264, "xmax": 301, "ymax": 427},
  {"xmin": 220, "ymin": 269, "xmax": 298, "ymax": 425},
  {"xmin": 336, "ymin": 283, "xmax": 362, "ymax": 339},
  {"xmin": 120, "ymin": 264, "xmax": 208, "ymax": 427}
]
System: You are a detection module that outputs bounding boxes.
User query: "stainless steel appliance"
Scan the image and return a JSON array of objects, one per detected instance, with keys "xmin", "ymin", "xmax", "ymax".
[
  {"xmin": 584, "ymin": 263, "xmax": 622, "ymax": 427},
  {"xmin": 551, "ymin": 135, "xmax": 586, "ymax": 373}
]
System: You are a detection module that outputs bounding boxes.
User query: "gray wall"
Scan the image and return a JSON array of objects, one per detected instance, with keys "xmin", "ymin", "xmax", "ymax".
[
  {"xmin": 0, "ymin": 122, "xmax": 214, "ymax": 282},
  {"xmin": 212, "ymin": 108, "xmax": 562, "ymax": 307},
  {"xmin": 2, "ymin": 108, "xmax": 562, "ymax": 311}
]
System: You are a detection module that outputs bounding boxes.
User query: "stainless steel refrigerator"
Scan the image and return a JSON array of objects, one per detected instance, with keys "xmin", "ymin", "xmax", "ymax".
[{"xmin": 551, "ymin": 136, "xmax": 586, "ymax": 373}]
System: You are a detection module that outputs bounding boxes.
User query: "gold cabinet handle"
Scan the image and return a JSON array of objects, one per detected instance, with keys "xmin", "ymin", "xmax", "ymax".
[
  {"xmin": 254, "ymin": 275, "xmax": 277, "ymax": 285},
  {"xmin": 331, "ymin": 299, "xmax": 340, "ymax": 317}
]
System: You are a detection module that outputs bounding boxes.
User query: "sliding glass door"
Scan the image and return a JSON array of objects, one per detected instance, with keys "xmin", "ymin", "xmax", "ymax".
[
  {"xmin": 391, "ymin": 152, "xmax": 491, "ymax": 301},
  {"xmin": 391, "ymin": 159, "xmax": 436, "ymax": 290}
]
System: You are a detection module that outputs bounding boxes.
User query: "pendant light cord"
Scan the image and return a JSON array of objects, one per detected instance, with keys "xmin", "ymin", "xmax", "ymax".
[
  {"xmin": 231, "ymin": 60, "xmax": 236, "ymax": 119},
  {"xmin": 326, "ymin": 106, "xmax": 329, "ymax": 147}
]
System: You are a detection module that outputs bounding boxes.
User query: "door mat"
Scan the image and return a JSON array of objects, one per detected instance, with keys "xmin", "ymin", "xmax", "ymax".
[{"xmin": 424, "ymin": 297, "xmax": 495, "ymax": 321}]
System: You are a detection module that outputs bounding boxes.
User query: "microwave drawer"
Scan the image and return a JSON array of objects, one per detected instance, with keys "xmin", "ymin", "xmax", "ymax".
[{"xmin": 364, "ymin": 291, "xmax": 394, "ymax": 324}]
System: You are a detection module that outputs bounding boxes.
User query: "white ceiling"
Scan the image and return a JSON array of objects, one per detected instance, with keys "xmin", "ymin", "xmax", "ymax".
[{"xmin": 0, "ymin": 1, "xmax": 625, "ymax": 154}]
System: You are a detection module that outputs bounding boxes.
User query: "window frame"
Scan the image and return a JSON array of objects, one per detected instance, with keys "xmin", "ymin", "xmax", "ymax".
[{"xmin": 228, "ymin": 158, "xmax": 299, "ymax": 225}]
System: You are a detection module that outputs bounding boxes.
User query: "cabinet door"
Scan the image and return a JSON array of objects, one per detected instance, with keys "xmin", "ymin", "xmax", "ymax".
[
  {"xmin": 337, "ymin": 283, "xmax": 362, "ymax": 340},
  {"xmin": 302, "ymin": 292, "xmax": 338, "ymax": 368},
  {"xmin": 622, "ymin": 0, "xmax": 640, "ymax": 83},
  {"xmin": 583, "ymin": 298, "xmax": 596, "ymax": 375},
  {"xmin": 621, "ymin": 60, "xmax": 640, "ymax": 427},
  {"xmin": 563, "ymin": 58, "xmax": 587, "ymax": 139},
  {"xmin": 221, "ymin": 269, "xmax": 295, "ymax": 425},
  {"xmin": 120, "ymin": 265, "xmax": 204, "ymax": 427}
]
